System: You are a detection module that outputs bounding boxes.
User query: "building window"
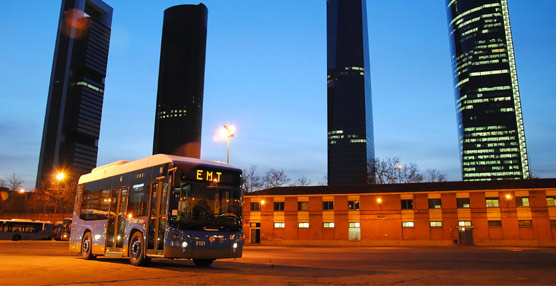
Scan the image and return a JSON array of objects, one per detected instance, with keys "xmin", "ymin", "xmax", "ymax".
[
  {"xmin": 485, "ymin": 197, "xmax": 499, "ymax": 207},
  {"xmin": 274, "ymin": 222, "xmax": 285, "ymax": 228},
  {"xmin": 550, "ymin": 220, "xmax": 556, "ymax": 227},
  {"xmin": 297, "ymin": 201, "xmax": 308, "ymax": 211},
  {"xmin": 250, "ymin": 202, "xmax": 260, "ymax": 211},
  {"xmin": 298, "ymin": 222, "xmax": 309, "ymax": 228},
  {"xmin": 401, "ymin": 199, "xmax": 414, "ymax": 209},
  {"xmin": 323, "ymin": 201, "xmax": 334, "ymax": 210},
  {"xmin": 547, "ymin": 196, "xmax": 556, "ymax": 207},
  {"xmin": 518, "ymin": 220, "xmax": 532, "ymax": 227},
  {"xmin": 348, "ymin": 200, "xmax": 360, "ymax": 210},
  {"xmin": 402, "ymin": 221, "xmax": 415, "ymax": 228},
  {"xmin": 274, "ymin": 202, "xmax": 284, "ymax": 211},
  {"xmin": 458, "ymin": 221, "xmax": 472, "ymax": 227},
  {"xmin": 429, "ymin": 221, "xmax": 443, "ymax": 227},
  {"xmin": 516, "ymin": 197, "xmax": 529, "ymax": 207},
  {"xmin": 323, "ymin": 222, "xmax": 335, "ymax": 228},
  {"xmin": 428, "ymin": 199, "xmax": 442, "ymax": 209},
  {"xmin": 349, "ymin": 222, "xmax": 360, "ymax": 240},
  {"xmin": 488, "ymin": 220, "xmax": 502, "ymax": 227},
  {"xmin": 457, "ymin": 198, "xmax": 470, "ymax": 208}
]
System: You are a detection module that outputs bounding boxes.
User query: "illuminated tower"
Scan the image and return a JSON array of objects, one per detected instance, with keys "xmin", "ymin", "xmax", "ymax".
[
  {"xmin": 327, "ymin": 0, "xmax": 375, "ymax": 185},
  {"xmin": 36, "ymin": 0, "xmax": 112, "ymax": 188},
  {"xmin": 153, "ymin": 4, "xmax": 208, "ymax": 158},
  {"xmin": 446, "ymin": 0, "xmax": 530, "ymax": 181}
]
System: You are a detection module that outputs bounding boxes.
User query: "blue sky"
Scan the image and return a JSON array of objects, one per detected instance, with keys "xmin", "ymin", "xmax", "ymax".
[{"xmin": 1, "ymin": 1, "xmax": 555, "ymax": 191}]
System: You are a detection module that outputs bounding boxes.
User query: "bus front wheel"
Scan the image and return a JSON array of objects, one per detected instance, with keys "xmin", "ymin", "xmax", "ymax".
[
  {"xmin": 129, "ymin": 232, "xmax": 148, "ymax": 266},
  {"xmin": 12, "ymin": 234, "xmax": 21, "ymax": 241},
  {"xmin": 193, "ymin": 259, "xmax": 214, "ymax": 267},
  {"xmin": 81, "ymin": 232, "xmax": 96, "ymax": 260}
]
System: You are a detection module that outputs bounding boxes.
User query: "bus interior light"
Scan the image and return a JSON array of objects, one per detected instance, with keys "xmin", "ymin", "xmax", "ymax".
[{"xmin": 182, "ymin": 241, "xmax": 188, "ymax": 248}]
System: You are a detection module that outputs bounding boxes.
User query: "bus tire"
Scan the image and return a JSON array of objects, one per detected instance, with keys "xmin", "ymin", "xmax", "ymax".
[
  {"xmin": 193, "ymin": 259, "xmax": 214, "ymax": 267},
  {"xmin": 81, "ymin": 232, "xmax": 96, "ymax": 260},
  {"xmin": 12, "ymin": 234, "xmax": 21, "ymax": 241},
  {"xmin": 129, "ymin": 232, "xmax": 148, "ymax": 266}
]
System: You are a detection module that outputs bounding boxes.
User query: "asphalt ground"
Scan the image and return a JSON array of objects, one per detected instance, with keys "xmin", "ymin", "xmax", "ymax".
[{"xmin": 0, "ymin": 241, "xmax": 555, "ymax": 285}]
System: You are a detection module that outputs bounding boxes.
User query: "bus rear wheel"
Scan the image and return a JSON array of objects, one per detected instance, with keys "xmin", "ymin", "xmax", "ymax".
[
  {"xmin": 193, "ymin": 259, "xmax": 214, "ymax": 267},
  {"xmin": 12, "ymin": 234, "xmax": 21, "ymax": 241},
  {"xmin": 129, "ymin": 232, "xmax": 148, "ymax": 266},
  {"xmin": 81, "ymin": 232, "xmax": 96, "ymax": 260}
]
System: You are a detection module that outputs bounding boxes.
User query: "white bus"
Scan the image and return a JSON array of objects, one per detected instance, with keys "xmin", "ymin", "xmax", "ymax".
[
  {"xmin": 69, "ymin": 154, "xmax": 243, "ymax": 266},
  {"xmin": 0, "ymin": 219, "xmax": 54, "ymax": 241}
]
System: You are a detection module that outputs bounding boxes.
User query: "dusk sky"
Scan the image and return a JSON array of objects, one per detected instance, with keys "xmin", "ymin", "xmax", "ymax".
[{"xmin": 1, "ymin": 1, "xmax": 555, "ymax": 191}]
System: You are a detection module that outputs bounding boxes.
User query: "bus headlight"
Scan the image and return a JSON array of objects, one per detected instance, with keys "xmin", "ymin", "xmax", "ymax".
[
  {"xmin": 181, "ymin": 241, "xmax": 188, "ymax": 248},
  {"xmin": 233, "ymin": 242, "xmax": 238, "ymax": 249}
]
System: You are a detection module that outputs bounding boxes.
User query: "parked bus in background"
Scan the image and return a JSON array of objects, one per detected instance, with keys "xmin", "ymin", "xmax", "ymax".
[
  {"xmin": 54, "ymin": 218, "xmax": 72, "ymax": 241},
  {"xmin": 0, "ymin": 219, "xmax": 54, "ymax": 241},
  {"xmin": 69, "ymin": 154, "xmax": 243, "ymax": 266}
]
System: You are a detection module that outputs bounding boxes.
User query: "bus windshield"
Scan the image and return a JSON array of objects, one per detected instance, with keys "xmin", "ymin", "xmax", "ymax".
[{"xmin": 169, "ymin": 181, "xmax": 242, "ymax": 232}]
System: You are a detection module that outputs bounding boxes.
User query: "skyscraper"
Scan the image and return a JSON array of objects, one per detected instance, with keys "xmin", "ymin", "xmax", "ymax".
[
  {"xmin": 153, "ymin": 4, "xmax": 208, "ymax": 158},
  {"xmin": 446, "ymin": 0, "xmax": 530, "ymax": 181},
  {"xmin": 327, "ymin": 0, "xmax": 375, "ymax": 185},
  {"xmin": 36, "ymin": 0, "xmax": 112, "ymax": 188}
]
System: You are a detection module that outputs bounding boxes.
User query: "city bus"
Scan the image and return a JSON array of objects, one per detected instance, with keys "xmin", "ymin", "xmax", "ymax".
[
  {"xmin": 69, "ymin": 154, "xmax": 243, "ymax": 266},
  {"xmin": 0, "ymin": 219, "xmax": 54, "ymax": 241}
]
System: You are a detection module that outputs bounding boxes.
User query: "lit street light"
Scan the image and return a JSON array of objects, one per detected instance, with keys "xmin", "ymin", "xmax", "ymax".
[
  {"xmin": 217, "ymin": 125, "xmax": 236, "ymax": 164},
  {"xmin": 55, "ymin": 171, "xmax": 66, "ymax": 214}
]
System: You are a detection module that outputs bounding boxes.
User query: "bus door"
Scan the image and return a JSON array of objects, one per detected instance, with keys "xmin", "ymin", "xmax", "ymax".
[
  {"xmin": 106, "ymin": 187, "xmax": 128, "ymax": 252},
  {"xmin": 147, "ymin": 180, "xmax": 169, "ymax": 254}
]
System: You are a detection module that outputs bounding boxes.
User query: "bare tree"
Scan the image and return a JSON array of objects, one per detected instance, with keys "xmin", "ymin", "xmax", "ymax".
[
  {"xmin": 7, "ymin": 173, "xmax": 24, "ymax": 192},
  {"xmin": 367, "ymin": 157, "xmax": 445, "ymax": 184},
  {"xmin": 424, "ymin": 169, "xmax": 447, "ymax": 182},
  {"xmin": 0, "ymin": 177, "xmax": 6, "ymax": 188},
  {"xmin": 241, "ymin": 166, "xmax": 263, "ymax": 193},
  {"xmin": 263, "ymin": 169, "xmax": 291, "ymax": 189},
  {"xmin": 291, "ymin": 176, "xmax": 311, "ymax": 186},
  {"xmin": 32, "ymin": 180, "xmax": 76, "ymax": 214}
]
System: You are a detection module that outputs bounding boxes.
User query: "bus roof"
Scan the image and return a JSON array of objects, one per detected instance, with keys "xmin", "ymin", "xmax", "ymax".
[{"xmin": 78, "ymin": 154, "xmax": 239, "ymax": 184}]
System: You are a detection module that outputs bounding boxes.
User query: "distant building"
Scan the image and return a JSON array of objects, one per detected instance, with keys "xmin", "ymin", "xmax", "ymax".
[
  {"xmin": 153, "ymin": 4, "xmax": 208, "ymax": 158},
  {"xmin": 244, "ymin": 179, "xmax": 556, "ymax": 246},
  {"xmin": 36, "ymin": 0, "xmax": 112, "ymax": 188},
  {"xmin": 327, "ymin": 0, "xmax": 375, "ymax": 185},
  {"xmin": 446, "ymin": 0, "xmax": 530, "ymax": 181}
]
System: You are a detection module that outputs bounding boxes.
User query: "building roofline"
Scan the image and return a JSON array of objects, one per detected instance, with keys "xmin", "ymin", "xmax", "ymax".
[{"xmin": 246, "ymin": 179, "xmax": 556, "ymax": 196}]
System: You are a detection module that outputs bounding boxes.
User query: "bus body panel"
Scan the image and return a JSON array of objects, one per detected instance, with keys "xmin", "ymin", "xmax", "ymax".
[{"xmin": 69, "ymin": 214, "xmax": 108, "ymax": 255}]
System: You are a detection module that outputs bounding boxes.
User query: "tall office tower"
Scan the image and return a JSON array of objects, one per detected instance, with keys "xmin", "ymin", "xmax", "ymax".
[
  {"xmin": 36, "ymin": 0, "xmax": 112, "ymax": 188},
  {"xmin": 446, "ymin": 0, "xmax": 530, "ymax": 181},
  {"xmin": 327, "ymin": 0, "xmax": 375, "ymax": 185},
  {"xmin": 153, "ymin": 4, "xmax": 208, "ymax": 158}
]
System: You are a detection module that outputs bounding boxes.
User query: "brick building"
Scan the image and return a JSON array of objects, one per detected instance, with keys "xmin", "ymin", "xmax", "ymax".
[{"xmin": 243, "ymin": 179, "xmax": 556, "ymax": 247}]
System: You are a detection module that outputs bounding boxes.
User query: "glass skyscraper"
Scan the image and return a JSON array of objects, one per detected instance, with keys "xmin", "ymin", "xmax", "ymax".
[
  {"xmin": 446, "ymin": 0, "xmax": 530, "ymax": 181},
  {"xmin": 153, "ymin": 4, "xmax": 208, "ymax": 159},
  {"xmin": 327, "ymin": 0, "xmax": 375, "ymax": 185},
  {"xmin": 36, "ymin": 0, "xmax": 112, "ymax": 188}
]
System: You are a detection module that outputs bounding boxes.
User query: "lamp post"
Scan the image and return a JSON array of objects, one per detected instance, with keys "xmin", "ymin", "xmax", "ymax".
[
  {"xmin": 219, "ymin": 125, "xmax": 236, "ymax": 164},
  {"xmin": 397, "ymin": 164, "xmax": 402, "ymax": 183},
  {"xmin": 18, "ymin": 188, "xmax": 27, "ymax": 207},
  {"xmin": 55, "ymin": 172, "xmax": 65, "ymax": 214}
]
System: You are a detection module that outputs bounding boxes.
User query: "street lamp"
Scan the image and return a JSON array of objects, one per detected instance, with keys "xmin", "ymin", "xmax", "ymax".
[
  {"xmin": 218, "ymin": 125, "xmax": 236, "ymax": 164},
  {"xmin": 397, "ymin": 164, "xmax": 402, "ymax": 183},
  {"xmin": 55, "ymin": 172, "xmax": 66, "ymax": 214},
  {"xmin": 18, "ymin": 188, "xmax": 28, "ymax": 206},
  {"xmin": 377, "ymin": 197, "xmax": 383, "ymax": 211}
]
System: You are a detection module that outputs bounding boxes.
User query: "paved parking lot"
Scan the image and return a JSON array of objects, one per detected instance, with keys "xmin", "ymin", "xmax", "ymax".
[{"xmin": 1, "ymin": 241, "xmax": 555, "ymax": 285}]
